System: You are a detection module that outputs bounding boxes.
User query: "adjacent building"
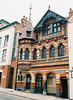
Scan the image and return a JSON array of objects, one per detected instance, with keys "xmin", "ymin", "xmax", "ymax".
[
  {"xmin": 0, "ymin": 19, "xmax": 20, "ymax": 88},
  {"xmin": 16, "ymin": 9, "xmax": 69, "ymax": 98},
  {"xmin": 68, "ymin": 8, "xmax": 73, "ymax": 99}
]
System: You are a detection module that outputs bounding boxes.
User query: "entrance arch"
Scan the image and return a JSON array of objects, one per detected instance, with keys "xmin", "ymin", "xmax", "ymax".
[
  {"xmin": 35, "ymin": 73, "xmax": 43, "ymax": 94},
  {"xmin": 47, "ymin": 73, "xmax": 56, "ymax": 95},
  {"xmin": 60, "ymin": 77, "xmax": 68, "ymax": 98},
  {"xmin": 26, "ymin": 74, "xmax": 31, "ymax": 90}
]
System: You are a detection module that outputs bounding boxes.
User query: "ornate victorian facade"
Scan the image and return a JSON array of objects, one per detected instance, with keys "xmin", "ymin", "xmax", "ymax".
[{"xmin": 16, "ymin": 9, "xmax": 69, "ymax": 98}]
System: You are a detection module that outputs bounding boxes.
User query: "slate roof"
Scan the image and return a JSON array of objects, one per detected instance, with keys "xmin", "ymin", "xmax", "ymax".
[
  {"xmin": 0, "ymin": 21, "xmax": 20, "ymax": 30},
  {"xmin": 0, "ymin": 19, "xmax": 10, "ymax": 24}
]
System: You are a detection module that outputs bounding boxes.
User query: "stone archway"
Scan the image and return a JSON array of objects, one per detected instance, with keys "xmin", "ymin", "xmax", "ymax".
[{"xmin": 47, "ymin": 73, "xmax": 56, "ymax": 95}]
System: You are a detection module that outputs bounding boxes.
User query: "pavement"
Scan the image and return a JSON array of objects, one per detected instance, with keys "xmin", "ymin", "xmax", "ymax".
[{"xmin": 0, "ymin": 87, "xmax": 69, "ymax": 100}]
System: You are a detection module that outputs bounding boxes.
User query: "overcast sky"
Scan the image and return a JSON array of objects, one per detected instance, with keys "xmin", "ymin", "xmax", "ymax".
[{"xmin": 0, "ymin": 0, "xmax": 73, "ymax": 27}]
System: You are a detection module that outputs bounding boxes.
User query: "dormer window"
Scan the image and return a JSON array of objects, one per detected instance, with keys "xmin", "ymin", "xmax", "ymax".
[
  {"xmin": 53, "ymin": 22, "xmax": 61, "ymax": 33},
  {"xmin": 26, "ymin": 31, "xmax": 31, "ymax": 37}
]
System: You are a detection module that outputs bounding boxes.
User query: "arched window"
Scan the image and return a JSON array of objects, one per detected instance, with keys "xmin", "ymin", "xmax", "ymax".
[
  {"xmin": 25, "ymin": 48, "xmax": 29, "ymax": 60},
  {"xmin": 50, "ymin": 45, "xmax": 55, "ymax": 58},
  {"xmin": 58, "ymin": 44, "xmax": 65, "ymax": 57},
  {"xmin": 18, "ymin": 75, "xmax": 20, "ymax": 81},
  {"xmin": 20, "ymin": 48, "xmax": 23, "ymax": 60},
  {"xmin": 33, "ymin": 49, "xmax": 37, "ymax": 60},
  {"xmin": 42, "ymin": 47, "xmax": 47, "ymax": 59},
  {"xmin": 21, "ymin": 75, "xmax": 23, "ymax": 81}
]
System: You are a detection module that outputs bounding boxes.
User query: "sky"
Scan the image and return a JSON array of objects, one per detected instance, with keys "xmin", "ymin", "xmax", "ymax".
[{"xmin": 0, "ymin": 0, "xmax": 73, "ymax": 27}]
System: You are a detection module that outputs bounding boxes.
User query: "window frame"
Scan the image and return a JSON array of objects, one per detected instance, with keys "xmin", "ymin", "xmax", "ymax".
[
  {"xmin": 2, "ymin": 49, "xmax": 7, "ymax": 61},
  {"xmin": 42, "ymin": 47, "xmax": 47, "ymax": 59},
  {"xmin": 58, "ymin": 44, "xmax": 65, "ymax": 57},
  {"xmin": 4, "ymin": 35, "xmax": 9, "ymax": 46},
  {"xmin": 50, "ymin": 45, "xmax": 55, "ymax": 58},
  {"xmin": 24, "ymin": 48, "xmax": 29, "ymax": 60}
]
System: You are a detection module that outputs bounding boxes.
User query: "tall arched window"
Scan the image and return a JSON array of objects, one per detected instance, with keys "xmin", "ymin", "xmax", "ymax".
[
  {"xmin": 50, "ymin": 45, "xmax": 55, "ymax": 58},
  {"xmin": 42, "ymin": 47, "xmax": 47, "ymax": 59},
  {"xmin": 20, "ymin": 48, "xmax": 23, "ymax": 60},
  {"xmin": 25, "ymin": 48, "xmax": 29, "ymax": 60},
  {"xmin": 58, "ymin": 44, "xmax": 65, "ymax": 57},
  {"xmin": 33, "ymin": 49, "xmax": 37, "ymax": 60}
]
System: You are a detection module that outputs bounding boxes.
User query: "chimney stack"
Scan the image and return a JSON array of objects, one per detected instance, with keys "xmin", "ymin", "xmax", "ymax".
[
  {"xmin": 21, "ymin": 15, "xmax": 28, "ymax": 28},
  {"xmin": 69, "ymin": 8, "xmax": 73, "ymax": 16}
]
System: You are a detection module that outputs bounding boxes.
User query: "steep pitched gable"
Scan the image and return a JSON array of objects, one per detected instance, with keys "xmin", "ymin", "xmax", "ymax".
[{"xmin": 34, "ymin": 9, "xmax": 67, "ymax": 29}]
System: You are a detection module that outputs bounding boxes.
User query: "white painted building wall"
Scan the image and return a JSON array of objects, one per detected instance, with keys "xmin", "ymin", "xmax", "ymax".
[
  {"xmin": 68, "ymin": 17, "xmax": 73, "ymax": 99},
  {"xmin": 0, "ymin": 25, "xmax": 15, "ymax": 66}
]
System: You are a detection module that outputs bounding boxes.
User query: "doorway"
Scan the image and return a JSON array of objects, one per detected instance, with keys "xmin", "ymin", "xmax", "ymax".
[
  {"xmin": 60, "ymin": 77, "xmax": 68, "ymax": 98},
  {"xmin": 8, "ymin": 67, "xmax": 14, "ymax": 88},
  {"xmin": 35, "ymin": 74, "xmax": 43, "ymax": 94},
  {"xmin": 0, "ymin": 72, "xmax": 2, "ymax": 86},
  {"xmin": 26, "ymin": 74, "xmax": 31, "ymax": 90},
  {"xmin": 47, "ymin": 73, "xmax": 56, "ymax": 95}
]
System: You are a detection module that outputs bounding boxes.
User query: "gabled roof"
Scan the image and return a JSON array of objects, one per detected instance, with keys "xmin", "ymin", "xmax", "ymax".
[
  {"xmin": 0, "ymin": 21, "xmax": 20, "ymax": 30},
  {"xmin": 34, "ymin": 9, "xmax": 67, "ymax": 30},
  {"xmin": 0, "ymin": 19, "xmax": 10, "ymax": 24}
]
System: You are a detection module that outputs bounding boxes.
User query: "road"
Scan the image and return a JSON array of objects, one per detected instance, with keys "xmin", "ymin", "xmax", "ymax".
[{"xmin": 0, "ymin": 92, "xmax": 33, "ymax": 100}]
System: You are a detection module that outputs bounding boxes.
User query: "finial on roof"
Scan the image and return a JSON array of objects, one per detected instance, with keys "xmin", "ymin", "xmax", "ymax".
[
  {"xmin": 48, "ymin": 5, "xmax": 50, "ymax": 10},
  {"xmin": 29, "ymin": 3, "xmax": 32, "ymax": 22}
]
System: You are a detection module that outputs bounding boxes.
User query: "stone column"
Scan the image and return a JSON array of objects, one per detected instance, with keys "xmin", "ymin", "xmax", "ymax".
[
  {"xmin": 30, "ymin": 74, "xmax": 35, "ymax": 93},
  {"xmin": 23, "ymin": 74, "xmax": 26, "ymax": 91},
  {"xmin": 56, "ymin": 74, "xmax": 60, "ymax": 97},
  {"xmin": 46, "ymin": 48, "xmax": 49, "ymax": 58},
  {"xmin": 43, "ymin": 75, "xmax": 47, "ymax": 95},
  {"xmin": 55, "ymin": 47, "xmax": 58, "ymax": 57},
  {"xmin": 29, "ymin": 51, "xmax": 32, "ymax": 60},
  {"xmin": 37, "ymin": 49, "xmax": 40, "ymax": 60}
]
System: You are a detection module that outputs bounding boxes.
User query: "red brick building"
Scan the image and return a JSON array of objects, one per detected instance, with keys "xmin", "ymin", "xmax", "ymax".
[{"xmin": 16, "ymin": 9, "xmax": 69, "ymax": 98}]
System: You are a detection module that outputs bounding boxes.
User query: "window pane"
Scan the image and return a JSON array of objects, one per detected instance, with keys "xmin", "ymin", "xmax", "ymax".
[
  {"xmin": 33, "ymin": 49, "xmax": 37, "ymax": 60},
  {"xmin": 42, "ymin": 47, "xmax": 46, "ymax": 59},
  {"xmin": 4, "ymin": 35, "xmax": 9, "ymax": 46},
  {"xmin": 2, "ymin": 50, "xmax": 7, "ymax": 61},
  {"xmin": 20, "ymin": 49, "xmax": 23, "ymax": 60},
  {"xmin": 54, "ymin": 28, "xmax": 57, "ymax": 33},
  {"xmin": 50, "ymin": 46, "xmax": 55, "ymax": 58},
  {"xmin": 58, "ymin": 26, "xmax": 61, "ymax": 32},
  {"xmin": 53, "ymin": 24, "xmax": 56, "ymax": 27},
  {"xmin": 25, "ymin": 48, "xmax": 29, "ymax": 60},
  {"xmin": 27, "ymin": 31, "xmax": 31, "ymax": 37},
  {"xmin": 58, "ymin": 44, "xmax": 65, "ymax": 57}
]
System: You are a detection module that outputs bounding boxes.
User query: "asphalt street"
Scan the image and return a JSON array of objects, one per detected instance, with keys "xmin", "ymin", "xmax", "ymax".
[{"xmin": 0, "ymin": 92, "xmax": 33, "ymax": 100}]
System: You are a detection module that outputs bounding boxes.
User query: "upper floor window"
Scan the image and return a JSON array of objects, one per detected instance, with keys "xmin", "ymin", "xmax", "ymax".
[
  {"xmin": 0, "ymin": 38, "xmax": 2, "ymax": 48},
  {"xmin": 4, "ymin": 35, "xmax": 9, "ymax": 46},
  {"xmin": 2, "ymin": 49, "xmax": 7, "ymax": 61},
  {"xmin": 33, "ymin": 49, "xmax": 37, "ymax": 60},
  {"xmin": 47, "ymin": 25, "xmax": 51, "ymax": 34},
  {"xmin": 53, "ymin": 22, "xmax": 61, "ymax": 33},
  {"xmin": 42, "ymin": 47, "xmax": 47, "ymax": 59},
  {"xmin": 50, "ymin": 45, "xmax": 55, "ymax": 58},
  {"xmin": 24, "ymin": 48, "xmax": 29, "ymax": 60},
  {"xmin": 20, "ymin": 48, "xmax": 23, "ymax": 60},
  {"xmin": 58, "ymin": 44, "xmax": 65, "ymax": 57},
  {"xmin": 27, "ymin": 31, "xmax": 31, "ymax": 37}
]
